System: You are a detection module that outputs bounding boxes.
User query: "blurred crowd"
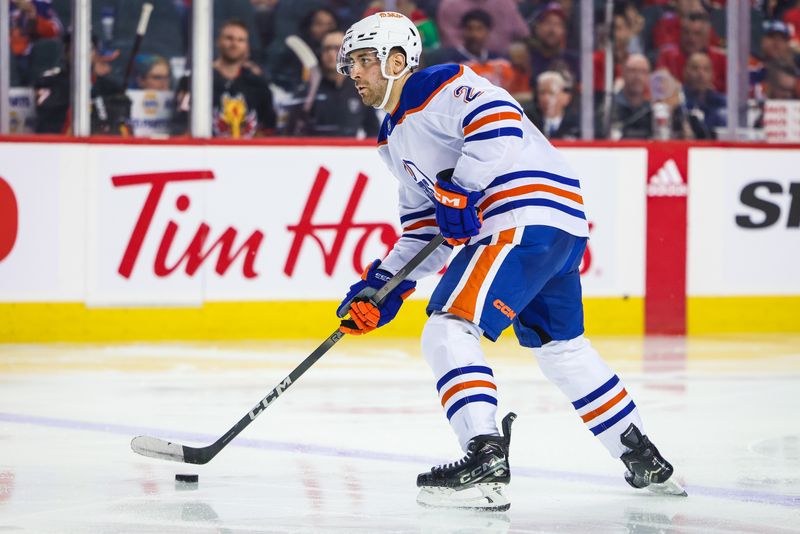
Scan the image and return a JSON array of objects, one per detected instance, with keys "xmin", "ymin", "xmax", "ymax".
[{"xmin": 6, "ymin": 0, "xmax": 800, "ymax": 139}]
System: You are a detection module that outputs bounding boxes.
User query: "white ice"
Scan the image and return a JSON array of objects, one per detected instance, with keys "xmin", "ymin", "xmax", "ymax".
[{"xmin": 1, "ymin": 335, "xmax": 799, "ymax": 533}]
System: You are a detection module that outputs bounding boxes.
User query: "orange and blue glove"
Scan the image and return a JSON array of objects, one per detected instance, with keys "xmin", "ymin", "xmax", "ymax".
[
  {"xmin": 433, "ymin": 169, "xmax": 483, "ymax": 246},
  {"xmin": 336, "ymin": 259, "xmax": 416, "ymax": 335}
]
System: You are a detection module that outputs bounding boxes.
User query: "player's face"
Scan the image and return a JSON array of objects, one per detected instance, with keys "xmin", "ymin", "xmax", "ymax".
[{"xmin": 347, "ymin": 50, "xmax": 387, "ymax": 107}]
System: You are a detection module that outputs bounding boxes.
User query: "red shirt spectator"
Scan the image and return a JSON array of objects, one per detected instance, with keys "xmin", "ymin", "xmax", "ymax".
[
  {"xmin": 650, "ymin": 5, "xmax": 722, "ymax": 52},
  {"xmin": 655, "ymin": 10, "xmax": 727, "ymax": 92}
]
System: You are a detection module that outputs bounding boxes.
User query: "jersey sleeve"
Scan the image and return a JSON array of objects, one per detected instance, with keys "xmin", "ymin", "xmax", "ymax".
[
  {"xmin": 451, "ymin": 82, "xmax": 526, "ymax": 192},
  {"xmin": 379, "ymin": 179, "xmax": 452, "ymax": 281}
]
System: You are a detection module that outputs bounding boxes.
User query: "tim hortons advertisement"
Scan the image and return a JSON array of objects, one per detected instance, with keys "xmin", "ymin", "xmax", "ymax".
[
  {"xmin": 0, "ymin": 143, "xmax": 645, "ymax": 306},
  {"xmin": 687, "ymin": 148, "xmax": 800, "ymax": 296}
]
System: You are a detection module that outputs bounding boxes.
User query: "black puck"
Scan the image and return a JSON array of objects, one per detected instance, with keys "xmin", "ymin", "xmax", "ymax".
[{"xmin": 175, "ymin": 474, "xmax": 199, "ymax": 483}]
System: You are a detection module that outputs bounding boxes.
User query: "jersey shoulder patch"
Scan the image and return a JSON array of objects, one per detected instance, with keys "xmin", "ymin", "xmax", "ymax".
[{"xmin": 389, "ymin": 64, "xmax": 464, "ymax": 125}]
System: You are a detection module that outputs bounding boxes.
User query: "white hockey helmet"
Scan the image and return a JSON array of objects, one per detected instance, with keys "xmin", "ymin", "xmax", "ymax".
[{"xmin": 336, "ymin": 11, "xmax": 421, "ymax": 79}]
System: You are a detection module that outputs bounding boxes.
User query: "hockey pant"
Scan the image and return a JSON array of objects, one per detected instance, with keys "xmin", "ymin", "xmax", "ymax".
[{"xmin": 422, "ymin": 226, "xmax": 642, "ymax": 457}]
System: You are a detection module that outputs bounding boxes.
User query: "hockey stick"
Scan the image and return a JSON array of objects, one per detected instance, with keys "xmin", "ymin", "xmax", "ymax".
[
  {"xmin": 285, "ymin": 35, "xmax": 322, "ymax": 114},
  {"xmin": 123, "ymin": 2, "xmax": 154, "ymax": 88},
  {"xmin": 131, "ymin": 234, "xmax": 446, "ymax": 464}
]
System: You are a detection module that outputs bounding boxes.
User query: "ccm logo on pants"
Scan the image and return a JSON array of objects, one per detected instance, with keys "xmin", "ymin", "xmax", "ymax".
[{"xmin": 493, "ymin": 299, "xmax": 516, "ymax": 319}]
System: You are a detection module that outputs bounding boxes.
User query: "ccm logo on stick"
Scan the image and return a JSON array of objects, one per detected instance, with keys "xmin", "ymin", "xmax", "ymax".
[
  {"xmin": 736, "ymin": 181, "xmax": 800, "ymax": 229},
  {"xmin": 0, "ymin": 177, "xmax": 18, "ymax": 263}
]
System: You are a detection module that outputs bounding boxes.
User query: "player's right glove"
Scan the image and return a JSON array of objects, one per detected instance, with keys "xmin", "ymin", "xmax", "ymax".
[
  {"xmin": 433, "ymin": 169, "xmax": 483, "ymax": 246},
  {"xmin": 336, "ymin": 259, "xmax": 416, "ymax": 335}
]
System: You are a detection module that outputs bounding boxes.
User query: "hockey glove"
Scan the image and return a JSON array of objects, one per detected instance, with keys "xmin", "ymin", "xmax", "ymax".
[
  {"xmin": 336, "ymin": 259, "xmax": 416, "ymax": 335},
  {"xmin": 433, "ymin": 169, "xmax": 483, "ymax": 246}
]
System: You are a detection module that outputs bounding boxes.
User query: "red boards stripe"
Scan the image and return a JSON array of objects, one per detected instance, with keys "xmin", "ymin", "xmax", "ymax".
[{"xmin": 645, "ymin": 143, "xmax": 688, "ymax": 335}]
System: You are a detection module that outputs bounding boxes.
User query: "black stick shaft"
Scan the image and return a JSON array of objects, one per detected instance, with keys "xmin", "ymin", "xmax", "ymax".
[
  {"xmin": 123, "ymin": 3, "xmax": 153, "ymax": 87},
  {"xmin": 185, "ymin": 234, "xmax": 445, "ymax": 464}
]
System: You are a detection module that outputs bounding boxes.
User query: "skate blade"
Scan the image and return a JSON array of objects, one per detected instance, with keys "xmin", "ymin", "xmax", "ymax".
[
  {"xmin": 647, "ymin": 477, "xmax": 688, "ymax": 497},
  {"xmin": 417, "ymin": 483, "xmax": 510, "ymax": 512}
]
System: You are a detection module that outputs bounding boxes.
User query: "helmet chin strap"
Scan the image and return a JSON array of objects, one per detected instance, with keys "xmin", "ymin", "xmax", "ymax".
[{"xmin": 375, "ymin": 60, "xmax": 411, "ymax": 110}]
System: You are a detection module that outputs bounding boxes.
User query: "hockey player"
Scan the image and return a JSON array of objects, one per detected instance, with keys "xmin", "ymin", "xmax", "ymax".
[{"xmin": 335, "ymin": 12, "xmax": 686, "ymax": 511}]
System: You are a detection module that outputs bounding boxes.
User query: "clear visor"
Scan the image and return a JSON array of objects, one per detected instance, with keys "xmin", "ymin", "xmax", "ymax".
[{"xmin": 336, "ymin": 48, "xmax": 379, "ymax": 77}]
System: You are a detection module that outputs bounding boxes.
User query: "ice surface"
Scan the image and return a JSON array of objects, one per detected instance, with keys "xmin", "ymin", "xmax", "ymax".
[{"xmin": 1, "ymin": 335, "xmax": 798, "ymax": 533}]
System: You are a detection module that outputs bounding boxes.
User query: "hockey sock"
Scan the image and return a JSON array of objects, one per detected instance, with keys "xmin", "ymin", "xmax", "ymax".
[
  {"xmin": 422, "ymin": 312, "xmax": 500, "ymax": 450},
  {"xmin": 533, "ymin": 335, "xmax": 643, "ymax": 458}
]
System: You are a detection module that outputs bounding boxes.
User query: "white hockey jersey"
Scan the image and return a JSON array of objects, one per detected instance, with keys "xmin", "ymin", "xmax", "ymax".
[{"xmin": 377, "ymin": 64, "xmax": 589, "ymax": 280}]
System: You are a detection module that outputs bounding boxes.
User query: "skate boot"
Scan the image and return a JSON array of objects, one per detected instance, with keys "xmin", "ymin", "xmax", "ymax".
[
  {"xmin": 620, "ymin": 423, "xmax": 687, "ymax": 496},
  {"xmin": 416, "ymin": 413, "xmax": 516, "ymax": 511}
]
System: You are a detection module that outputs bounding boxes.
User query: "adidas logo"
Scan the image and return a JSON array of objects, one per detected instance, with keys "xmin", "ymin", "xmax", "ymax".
[{"xmin": 648, "ymin": 159, "xmax": 688, "ymax": 197}]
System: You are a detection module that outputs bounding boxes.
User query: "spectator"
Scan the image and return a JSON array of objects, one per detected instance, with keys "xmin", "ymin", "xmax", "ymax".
[
  {"xmin": 436, "ymin": 0, "xmax": 529, "ymax": 55},
  {"xmin": 773, "ymin": 0, "xmax": 800, "ymax": 51},
  {"xmin": 250, "ymin": 0, "xmax": 280, "ymax": 56},
  {"xmin": 764, "ymin": 61, "xmax": 800, "ymax": 100},
  {"xmin": 681, "ymin": 51, "xmax": 727, "ymax": 138},
  {"xmin": 645, "ymin": 68, "xmax": 697, "ymax": 139},
  {"xmin": 135, "ymin": 55, "xmax": 171, "ymax": 90},
  {"xmin": 525, "ymin": 70, "xmax": 579, "ymax": 139},
  {"xmin": 750, "ymin": 20, "xmax": 799, "ymax": 99},
  {"xmin": 649, "ymin": 0, "xmax": 693, "ymax": 51},
  {"xmin": 33, "ymin": 32, "xmax": 130, "ymax": 135},
  {"xmin": 212, "ymin": 19, "xmax": 275, "ymax": 137},
  {"xmin": 526, "ymin": 2, "xmax": 579, "ymax": 85},
  {"xmin": 9, "ymin": 0, "xmax": 63, "ymax": 83},
  {"xmin": 622, "ymin": 1, "xmax": 646, "ymax": 55},
  {"xmin": 607, "ymin": 54, "xmax": 653, "ymax": 140},
  {"xmin": 362, "ymin": 0, "xmax": 441, "ymax": 50},
  {"xmin": 270, "ymin": 7, "xmax": 339, "ymax": 90},
  {"xmin": 593, "ymin": 8, "xmax": 635, "ymax": 94},
  {"xmin": 429, "ymin": 9, "xmax": 518, "ymax": 92},
  {"xmin": 761, "ymin": 20, "xmax": 800, "ymax": 70},
  {"xmin": 262, "ymin": 0, "xmax": 326, "ymax": 86},
  {"xmin": 656, "ymin": 8, "xmax": 727, "ymax": 92},
  {"xmin": 286, "ymin": 30, "xmax": 380, "ymax": 136},
  {"xmin": 507, "ymin": 39, "xmax": 533, "ymax": 104}
]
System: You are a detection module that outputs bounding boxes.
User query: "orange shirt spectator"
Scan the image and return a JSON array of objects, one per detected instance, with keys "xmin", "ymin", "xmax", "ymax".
[{"xmin": 10, "ymin": 0, "xmax": 62, "ymax": 56}]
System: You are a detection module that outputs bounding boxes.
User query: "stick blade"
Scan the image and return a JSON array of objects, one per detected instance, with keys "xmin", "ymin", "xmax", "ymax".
[{"xmin": 131, "ymin": 436, "xmax": 187, "ymax": 463}]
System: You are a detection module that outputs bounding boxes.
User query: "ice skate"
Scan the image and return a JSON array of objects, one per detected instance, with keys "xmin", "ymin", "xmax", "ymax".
[
  {"xmin": 416, "ymin": 413, "xmax": 516, "ymax": 512},
  {"xmin": 620, "ymin": 423, "xmax": 687, "ymax": 497}
]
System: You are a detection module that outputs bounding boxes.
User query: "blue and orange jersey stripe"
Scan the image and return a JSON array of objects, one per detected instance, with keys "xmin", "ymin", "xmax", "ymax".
[
  {"xmin": 479, "ymin": 183, "xmax": 584, "ymax": 213},
  {"xmin": 463, "ymin": 111, "xmax": 521, "ymax": 136}
]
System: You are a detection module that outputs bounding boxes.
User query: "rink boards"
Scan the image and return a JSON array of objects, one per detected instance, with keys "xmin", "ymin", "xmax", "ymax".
[{"xmin": 0, "ymin": 138, "xmax": 798, "ymax": 341}]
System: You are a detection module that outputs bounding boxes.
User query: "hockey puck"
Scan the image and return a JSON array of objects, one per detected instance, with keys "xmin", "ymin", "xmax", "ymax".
[{"xmin": 175, "ymin": 474, "xmax": 199, "ymax": 483}]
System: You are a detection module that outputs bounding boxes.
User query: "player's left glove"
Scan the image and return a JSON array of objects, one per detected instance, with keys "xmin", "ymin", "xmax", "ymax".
[
  {"xmin": 433, "ymin": 169, "xmax": 483, "ymax": 246},
  {"xmin": 336, "ymin": 259, "xmax": 416, "ymax": 335}
]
